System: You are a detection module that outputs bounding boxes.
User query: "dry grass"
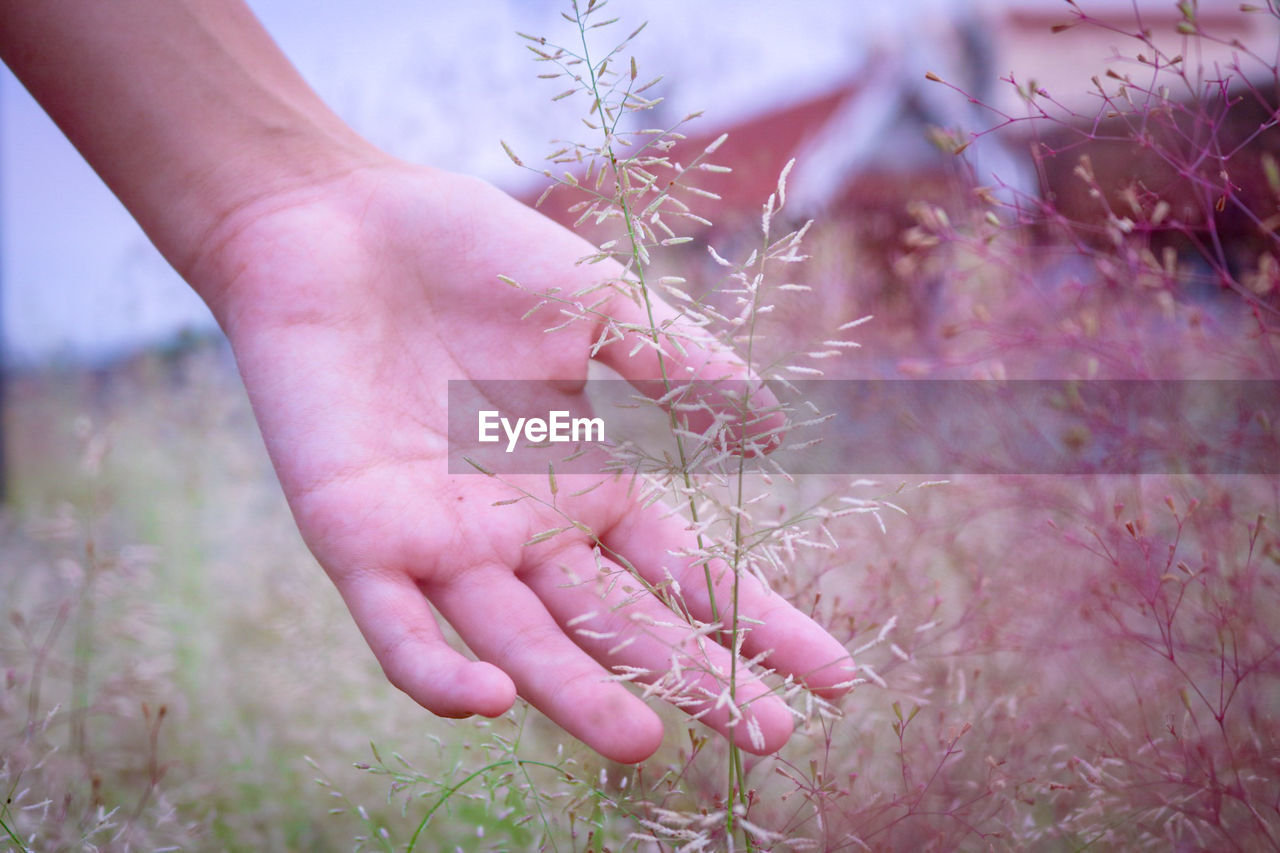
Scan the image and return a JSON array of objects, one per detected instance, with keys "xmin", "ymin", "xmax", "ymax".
[
  {"xmin": 1, "ymin": 342, "xmax": 487, "ymax": 850},
  {"xmin": 4, "ymin": 2, "xmax": 1280, "ymax": 850}
]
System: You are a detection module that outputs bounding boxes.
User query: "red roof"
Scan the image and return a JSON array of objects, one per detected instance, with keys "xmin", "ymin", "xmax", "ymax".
[{"xmin": 524, "ymin": 79, "xmax": 866, "ymax": 236}]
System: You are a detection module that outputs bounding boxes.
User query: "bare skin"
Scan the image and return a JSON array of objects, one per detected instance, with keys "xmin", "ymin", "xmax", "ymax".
[{"xmin": 1, "ymin": 1, "xmax": 854, "ymax": 763}]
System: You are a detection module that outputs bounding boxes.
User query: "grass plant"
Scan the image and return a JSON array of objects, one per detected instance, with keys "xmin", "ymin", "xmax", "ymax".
[{"xmin": 2, "ymin": 1, "xmax": 1279, "ymax": 850}]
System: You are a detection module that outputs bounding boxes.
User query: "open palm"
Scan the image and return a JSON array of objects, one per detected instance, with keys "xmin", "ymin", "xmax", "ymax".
[{"xmin": 202, "ymin": 162, "xmax": 853, "ymax": 763}]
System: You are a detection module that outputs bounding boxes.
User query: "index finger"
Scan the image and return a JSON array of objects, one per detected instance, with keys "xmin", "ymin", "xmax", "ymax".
[{"xmin": 594, "ymin": 287, "xmax": 786, "ymax": 453}]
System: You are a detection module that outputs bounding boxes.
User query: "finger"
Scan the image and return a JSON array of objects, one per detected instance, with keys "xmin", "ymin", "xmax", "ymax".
[
  {"xmin": 524, "ymin": 545, "xmax": 794, "ymax": 756},
  {"xmin": 603, "ymin": 507, "xmax": 855, "ymax": 699},
  {"xmin": 428, "ymin": 563, "xmax": 665, "ymax": 765},
  {"xmin": 596, "ymin": 287, "xmax": 745, "ymax": 382},
  {"xmin": 594, "ymin": 289, "xmax": 785, "ymax": 452},
  {"xmin": 339, "ymin": 570, "xmax": 517, "ymax": 718}
]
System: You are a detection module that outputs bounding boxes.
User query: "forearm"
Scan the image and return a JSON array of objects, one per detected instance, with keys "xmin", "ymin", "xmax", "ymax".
[{"xmin": 0, "ymin": 0, "xmax": 384, "ymax": 304}]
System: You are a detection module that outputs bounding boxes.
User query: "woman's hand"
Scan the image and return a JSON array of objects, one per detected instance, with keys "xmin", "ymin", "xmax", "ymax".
[{"xmin": 200, "ymin": 163, "xmax": 854, "ymax": 763}]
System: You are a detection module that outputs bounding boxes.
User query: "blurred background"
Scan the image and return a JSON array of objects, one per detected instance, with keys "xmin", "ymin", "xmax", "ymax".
[{"xmin": 3, "ymin": 0, "xmax": 1273, "ymax": 363}]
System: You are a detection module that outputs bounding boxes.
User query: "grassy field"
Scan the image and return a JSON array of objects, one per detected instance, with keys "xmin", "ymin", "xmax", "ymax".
[
  {"xmin": 1, "ymin": 342, "xmax": 507, "ymax": 850},
  {"xmin": 3, "ymin": 319, "xmax": 1278, "ymax": 851},
  {"xmin": 4, "ymin": 4, "xmax": 1280, "ymax": 849}
]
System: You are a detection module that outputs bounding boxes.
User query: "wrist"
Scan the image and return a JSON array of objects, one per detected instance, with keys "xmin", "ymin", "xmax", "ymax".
[
  {"xmin": 180, "ymin": 134, "xmax": 395, "ymax": 313},
  {"xmin": 186, "ymin": 154, "xmax": 450, "ymax": 341}
]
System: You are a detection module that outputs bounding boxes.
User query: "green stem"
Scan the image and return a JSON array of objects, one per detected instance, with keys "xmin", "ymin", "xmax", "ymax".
[
  {"xmin": 0, "ymin": 812, "xmax": 29, "ymax": 852},
  {"xmin": 573, "ymin": 5, "xmax": 723, "ymax": 628},
  {"xmin": 727, "ymin": 232, "xmax": 773, "ymax": 853},
  {"xmin": 406, "ymin": 759, "xmax": 572, "ymax": 853},
  {"xmin": 71, "ymin": 537, "xmax": 99, "ymax": 767},
  {"xmin": 508, "ymin": 706, "xmax": 560, "ymax": 853},
  {"xmin": 571, "ymin": 6, "xmax": 777, "ymax": 847}
]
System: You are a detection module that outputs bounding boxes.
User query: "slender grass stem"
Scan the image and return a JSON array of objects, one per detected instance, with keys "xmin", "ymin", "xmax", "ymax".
[
  {"xmin": 70, "ymin": 539, "xmax": 97, "ymax": 765},
  {"xmin": 0, "ymin": 812, "xmax": 28, "ymax": 852},
  {"xmin": 569, "ymin": 5, "xmax": 761, "ymax": 845},
  {"xmin": 571, "ymin": 4, "xmax": 723, "ymax": 624},
  {"xmin": 405, "ymin": 758, "xmax": 624, "ymax": 853}
]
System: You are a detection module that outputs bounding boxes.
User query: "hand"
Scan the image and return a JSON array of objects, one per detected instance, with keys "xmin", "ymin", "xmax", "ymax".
[{"xmin": 196, "ymin": 161, "xmax": 854, "ymax": 763}]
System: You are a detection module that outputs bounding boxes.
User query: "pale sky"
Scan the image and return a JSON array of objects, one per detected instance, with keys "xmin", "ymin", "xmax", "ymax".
[
  {"xmin": 0, "ymin": 0, "xmax": 888, "ymax": 362},
  {"xmin": 2, "ymin": 0, "xmax": 1242, "ymax": 362}
]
